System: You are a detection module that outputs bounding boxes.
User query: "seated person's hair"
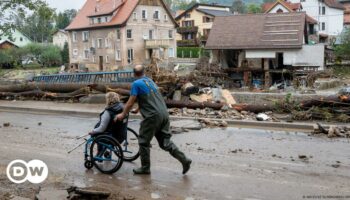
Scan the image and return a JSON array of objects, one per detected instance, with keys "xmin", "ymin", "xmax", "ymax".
[{"xmin": 105, "ymin": 92, "xmax": 120, "ymax": 106}]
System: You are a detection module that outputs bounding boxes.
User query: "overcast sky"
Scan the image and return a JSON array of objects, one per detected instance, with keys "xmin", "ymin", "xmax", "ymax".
[{"xmin": 45, "ymin": 0, "xmax": 86, "ymax": 12}]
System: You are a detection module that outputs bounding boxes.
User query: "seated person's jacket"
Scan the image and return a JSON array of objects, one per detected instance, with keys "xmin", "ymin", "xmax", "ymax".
[{"xmin": 92, "ymin": 102, "xmax": 127, "ymax": 143}]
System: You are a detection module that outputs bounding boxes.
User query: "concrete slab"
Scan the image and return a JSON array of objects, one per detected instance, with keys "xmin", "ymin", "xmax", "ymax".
[{"xmin": 170, "ymin": 119, "xmax": 202, "ymax": 130}]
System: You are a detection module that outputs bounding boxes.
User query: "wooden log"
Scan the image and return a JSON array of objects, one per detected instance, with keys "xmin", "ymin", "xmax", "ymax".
[
  {"xmin": 0, "ymin": 87, "xmax": 91, "ymax": 100},
  {"xmin": 165, "ymin": 100, "xmax": 224, "ymax": 110},
  {"xmin": 300, "ymin": 95, "xmax": 350, "ymax": 108},
  {"xmin": 0, "ymin": 83, "xmax": 131, "ymax": 93}
]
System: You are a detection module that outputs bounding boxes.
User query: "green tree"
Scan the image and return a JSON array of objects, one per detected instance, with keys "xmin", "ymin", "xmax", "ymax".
[
  {"xmin": 0, "ymin": 50, "xmax": 15, "ymax": 69},
  {"xmin": 231, "ymin": 0, "xmax": 246, "ymax": 14},
  {"xmin": 55, "ymin": 9, "xmax": 77, "ymax": 30},
  {"xmin": 24, "ymin": 43, "xmax": 44, "ymax": 62},
  {"xmin": 61, "ymin": 42, "xmax": 69, "ymax": 64},
  {"xmin": 14, "ymin": 3, "xmax": 55, "ymax": 43},
  {"xmin": 0, "ymin": 0, "xmax": 46, "ymax": 38},
  {"xmin": 247, "ymin": 3, "xmax": 262, "ymax": 14},
  {"xmin": 41, "ymin": 45, "xmax": 62, "ymax": 67},
  {"xmin": 335, "ymin": 28, "xmax": 350, "ymax": 59}
]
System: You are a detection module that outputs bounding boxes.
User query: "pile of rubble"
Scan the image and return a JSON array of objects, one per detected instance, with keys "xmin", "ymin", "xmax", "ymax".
[{"xmin": 314, "ymin": 123, "xmax": 350, "ymax": 138}]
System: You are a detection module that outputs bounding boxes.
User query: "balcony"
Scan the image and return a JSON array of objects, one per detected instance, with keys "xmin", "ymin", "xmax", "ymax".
[
  {"xmin": 177, "ymin": 39, "xmax": 197, "ymax": 47},
  {"xmin": 145, "ymin": 39, "xmax": 171, "ymax": 49},
  {"xmin": 177, "ymin": 26, "xmax": 199, "ymax": 34}
]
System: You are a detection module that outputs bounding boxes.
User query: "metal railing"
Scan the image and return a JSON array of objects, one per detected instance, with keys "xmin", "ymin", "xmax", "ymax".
[{"xmin": 32, "ymin": 70, "xmax": 135, "ymax": 84}]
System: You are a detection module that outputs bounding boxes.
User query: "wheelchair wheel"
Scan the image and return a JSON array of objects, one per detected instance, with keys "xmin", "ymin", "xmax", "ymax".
[
  {"xmin": 84, "ymin": 160, "xmax": 93, "ymax": 169},
  {"xmin": 90, "ymin": 135, "xmax": 123, "ymax": 174},
  {"xmin": 121, "ymin": 128, "xmax": 140, "ymax": 162}
]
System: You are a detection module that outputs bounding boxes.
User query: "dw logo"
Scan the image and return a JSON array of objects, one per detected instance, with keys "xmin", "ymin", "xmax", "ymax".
[{"xmin": 6, "ymin": 160, "xmax": 48, "ymax": 184}]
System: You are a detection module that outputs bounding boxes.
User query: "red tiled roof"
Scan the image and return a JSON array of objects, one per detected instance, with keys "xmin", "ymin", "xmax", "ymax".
[
  {"xmin": 66, "ymin": 0, "xmax": 176, "ymax": 30},
  {"xmin": 324, "ymin": 0, "xmax": 345, "ymax": 10},
  {"xmin": 262, "ymin": 1, "xmax": 302, "ymax": 13}
]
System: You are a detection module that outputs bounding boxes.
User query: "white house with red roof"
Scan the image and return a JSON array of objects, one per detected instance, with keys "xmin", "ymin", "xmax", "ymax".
[
  {"xmin": 66, "ymin": 0, "xmax": 177, "ymax": 71},
  {"xmin": 288, "ymin": 0, "xmax": 344, "ymax": 39}
]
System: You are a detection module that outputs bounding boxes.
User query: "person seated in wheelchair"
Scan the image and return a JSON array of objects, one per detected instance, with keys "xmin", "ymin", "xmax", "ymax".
[{"xmin": 89, "ymin": 92, "xmax": 127, "ymax": 144}]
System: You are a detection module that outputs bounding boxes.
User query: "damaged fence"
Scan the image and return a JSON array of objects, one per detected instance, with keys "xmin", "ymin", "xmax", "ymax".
[{"xmin": 32, "ymin": 70, "xmax": 136, "ymax": 84}]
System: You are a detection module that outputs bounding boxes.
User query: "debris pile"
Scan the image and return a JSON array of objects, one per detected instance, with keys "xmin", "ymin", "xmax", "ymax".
[
  {"xmin": 187, "ymin": 57, "xmax": 233, "ymax": 87},
  {"xmin": 314, "ymin": 123, "xmax": 350, "ymax": 138}
]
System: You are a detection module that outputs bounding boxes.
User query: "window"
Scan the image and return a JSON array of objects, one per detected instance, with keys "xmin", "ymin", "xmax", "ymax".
[
  {"xmin": 105, "ymin": 17, "xmax": 108, "ymax": 22},
  {"xmin": 142, "ymin": 10, "xmax": 147, "ymax": 19},
  {"xmin": 301, "ymin": 0, "xmax": 305, "ymax": 2},
  {"xmin": 127, "ymin": 29, "xmax": 132, "ymax": 39},
  {"xmin": 149, "ymin": 30, "xmax": 154, "ymax": 40},
  {"xmin": 133, "ymin": 12, "xmax": 137, "ymax": 20},
  {"xmin": 73, "ymin": 49, "xmax": 78, "ymax": 56},
  {"xmin": 98, "ymin": 17, "xmax": 102, "ymax": 23},
  {"xmin": 127, "ymin": 49, "xmax": 134, "ymax": 64},
  {"xmin": 322, "ymin": 6, "xmax": 326, "ymax": 15},
  {"xmin": 116, "ymin": 49, "xmax": 121, "ymax": 61},
  {"xmin": 182, "ymin": 20, "xmax": 194, "ymax": 27},
  {"xmin": 106, "ymin": 56, "xmax": 109, "ymax": 63},
  {"xmin": 73, "ymin": 32, "xmax": 77, "ymax": 42},
  {"xmin": 154, "ymin": 10, "xmax": 159, "ymax": 20},
  {"xmin": 276, "ymin": 8, "xmax": 284, "ymax": 13},
  {"xmin": 105, "ymin": 38, "xmax": 109, "ymax": 48},
  {"xmin": 168, "ymin": 48, "xmax": 174, "ymax": 58},
  {"xmin": 321, "ymin": 22, "xmax": 326, "ymax": 31},
  {"xmin": 168, "ymin": 30, "xmax": 173, "ymax": 39},
  {"xmin": 97, "ymin": 38, "xmax": 103, "ymax": 48},
  {"xmin": 20, "ymin": 37, "xmax": 23, "ymax": 42},
  {"xmin": 117, "ymin": 29, "xmax": 121, "ymax": 40},
  {"xmin": 164, "ymin": 14, "xmax": 168, "ymax": 21},
  {"xmin": 82, "ymin": 31, "xmax": 89, "ymax": 42},
  {"xmin": 185, "ymin": 13, "xmax": 191, "ymax": 18},
  {"xmin": 84, "ymin": 49, "xmax": 89, "ymax": 59},
  {"xmin": 203, "ymin": 16, "xmax": 213, "ymax": 23}
]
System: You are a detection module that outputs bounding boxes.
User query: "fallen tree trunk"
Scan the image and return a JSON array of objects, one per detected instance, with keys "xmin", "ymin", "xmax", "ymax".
[
  {"xmin": 300, "ymin": 95, "xmax": 350, "ymax": 108},
  {"xmin": 165, "ymin": 100, "xmax": 223, "ymax": 110},
  {"xmin": 0, "ymin": 83, "xmax": 131, "ymax": 93},
  {"xmin": 0, "ymin": 87, "xmax": 92, "ymax": 100}
]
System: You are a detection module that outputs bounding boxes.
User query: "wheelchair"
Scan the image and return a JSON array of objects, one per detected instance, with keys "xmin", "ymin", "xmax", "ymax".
[{"xmin": 83, "ymin": 127, "xmax": 140, "ymax": 174}]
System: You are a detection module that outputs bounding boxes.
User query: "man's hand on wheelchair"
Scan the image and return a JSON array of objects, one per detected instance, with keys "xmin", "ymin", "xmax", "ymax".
[{"xmin": 114, "ymin": 113, "xmax": 125, "ymax": 122}]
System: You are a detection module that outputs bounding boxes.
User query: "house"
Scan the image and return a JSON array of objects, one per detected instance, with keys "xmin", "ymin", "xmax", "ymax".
[
  {"xmin": 53, "ymin": 30, "xmax": 68, "ymax": 49},
  {"xmin": 175, "ymin": 3, "xmax": 233, "ymax": 47},
  {"xmin": 339, "ymin": 0, "xmax": 350, "ymax": 26},
  {"xmin": 262, "ymin": 0, "xmax": 319, "ymax": 43},
  {"xmin": 288, "ymin": 0, "xmax": 344, "ymax": 42},
  {"xmin": 0, "ymin": 40, "xmax": 18, "ymax": 50},
  {"xmin": 205, "ymin": 12, "xmax": 325, "ymax": 89},
  {"xmin": 0, "ymin": 28, "xmax": 32, "ymax": 47},
  {"xmin": 66, "ymin": 0, "xmax": 177, "ymax": 72}
]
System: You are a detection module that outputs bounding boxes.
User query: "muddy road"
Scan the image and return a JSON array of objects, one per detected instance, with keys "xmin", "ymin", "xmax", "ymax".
[{"xmin": 0, "ymin": 110, "xmax": 349, "ymax": 200}]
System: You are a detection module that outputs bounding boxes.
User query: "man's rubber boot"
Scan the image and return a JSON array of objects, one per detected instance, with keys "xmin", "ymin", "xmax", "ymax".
[
  {"xmin": 133, "ymin": 166, "xmax": 151, "ymax": 175},
  {"xmin": 182, "ymin": 159, "xmax": 192, "ymax": 175},
  {"xmin": 134, "ymin": 144, "xmax": 151, "ymax": 175},
  {"xmin": 170, "ymin": 148, "xmax": 192, "ymax": 174}
]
